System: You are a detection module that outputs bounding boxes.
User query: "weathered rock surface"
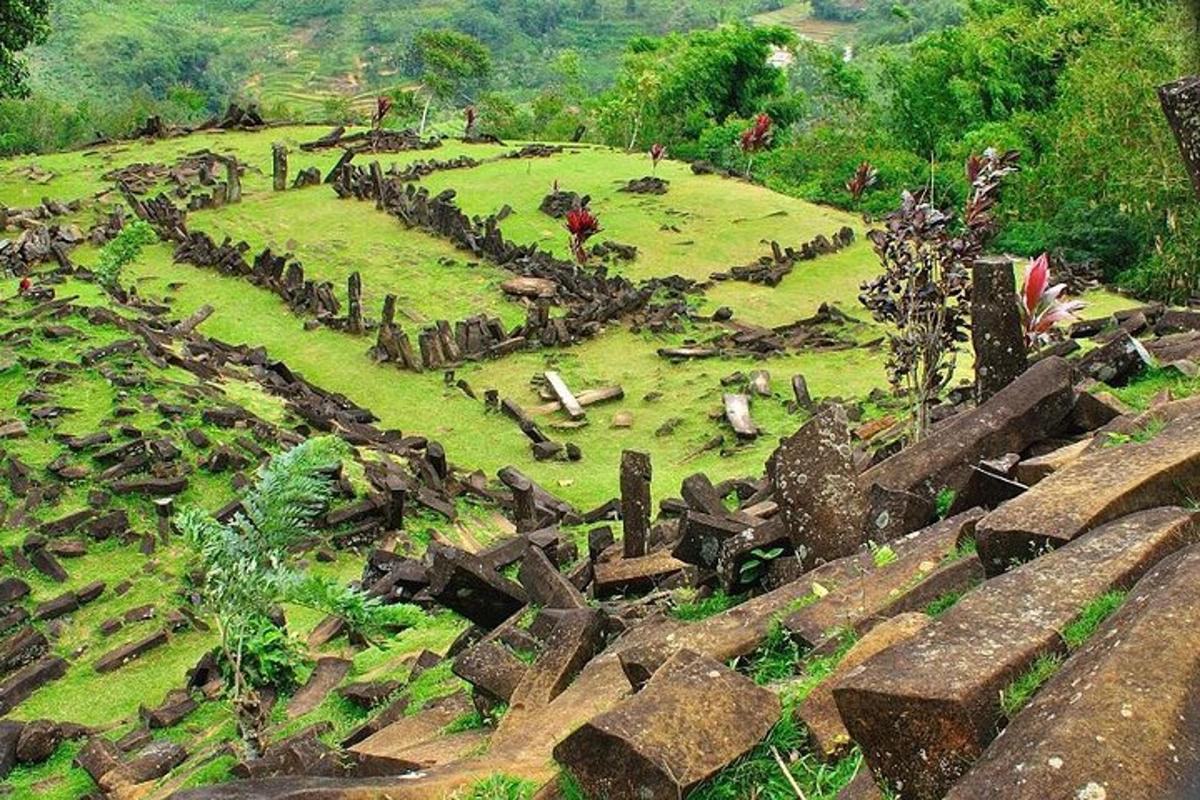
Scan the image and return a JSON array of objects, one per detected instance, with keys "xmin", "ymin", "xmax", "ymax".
[
  {"xmin": 977, "ymin": 414, "xmax": 1200, "ymax": 575},
  {"xmin": 945, "ymin": 541, "xmax": 1200, "ymax": 799},
  {"xmin": 834, "ymin": 507, "xmax": 1197, "ymax": 799},
  {"xmin": 784, "ymin": 510, "xmax": 982, "ymax": 650},
  {"xmin": 768, "ymin": 408, "xmax": 867, "ymax": 568},
  {"xmin": 860, "ymin": 357, "xmax": 1075, "ymax": 538},
  {"xmin": 799, "ymin": 613, "xmax": 932, "ymax": 762},
  {"xmin": 554, "ymin": 649, "xmax": 780, "ymax": 800}
]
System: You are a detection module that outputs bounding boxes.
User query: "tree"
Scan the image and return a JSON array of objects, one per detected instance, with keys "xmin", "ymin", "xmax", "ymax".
[
  {"xmin": 0, "ymin": 0, "xmax": 50, "ymax": 99},
  {"xmin": 178, "ymin": 437, "xmax": 422, "ymax": 756},
  {"xmin": 412, "ymin": 29, "xmax": 492, "ymax": 134},
  {"xmin": 596, "ymin": 25, "xmax": 795, "ymax": 151}
]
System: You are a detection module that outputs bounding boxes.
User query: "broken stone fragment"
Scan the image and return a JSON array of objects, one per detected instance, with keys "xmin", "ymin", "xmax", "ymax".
[
  {"xmin": 554, "ymin": 648, "xmax": 779, "ymax": 800},
  {"xmin": 768, "ymin": 406, "xmax": 867, "ymax": 569}
]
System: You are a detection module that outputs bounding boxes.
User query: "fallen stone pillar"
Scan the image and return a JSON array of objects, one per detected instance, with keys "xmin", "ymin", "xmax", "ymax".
[
  {"xmin": 554, "ymin": 649, "xmax": 779, "ymax": 800},
  {"xmin": 977, "ymin": 414, "xmax": 1200, "ymax": 575},
  {"xmin": 834, "ymin": 507, "xmax": 1197, "ymax": 799},
  {"xmin": 945, "ymin": 541, "xmax": 1200, "ymax": 799}
]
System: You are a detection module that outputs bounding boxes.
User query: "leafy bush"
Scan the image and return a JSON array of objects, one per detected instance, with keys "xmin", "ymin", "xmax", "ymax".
[{"xmin": 94, "ymin": 220, "xmax": 156, "ymax": 290}]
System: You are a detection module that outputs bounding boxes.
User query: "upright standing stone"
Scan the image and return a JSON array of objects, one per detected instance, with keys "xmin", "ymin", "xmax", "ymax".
[
  {"xmin": 971, "ymin": 256, "xmax": 1027, "ymax": 403},
  {"xmin": 272, "ymin": 143, "xmax": 288, "ymax": 192},
  {"xmin": 620, "ymin": 451, "xmax": 652, "ymax": 558},
  {"xmin": 224, "ymin": 159, "xmax": 242, "ymax": 204},
  {"xmin": 347, "ymin": 272, "xmax": 364, "ymax": 335},
  {"xmin": 768, "ymin": 407, "xmax": 867, "ymax": 569},
  {"xmin": 1159, "ymin": 76, "xmax": 1200, "ymax": 199}
]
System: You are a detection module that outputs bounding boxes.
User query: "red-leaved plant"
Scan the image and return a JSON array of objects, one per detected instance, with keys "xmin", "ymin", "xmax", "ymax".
[
  {"xmin": 372, "ymin": 97, "xmax": 393, "ymax": 131},
  {"xmin": 1019, "ymin": 253, "xmax": 1085, "ymax": 348},
  {"xmin": 846, "ymin": 161, "xmax": 879, "ymax": 202},
  {"xmin": 464, "ymin": 105, "xmax": 477, "ymax": 137},
  {"xmin": 649, "ymin": 143, "xmax": 667, "ymax": 172},
  {"xmin": 859, "ymin": 148, "xmax": 1021, "ymax": 440},
  {"xmin": 565, "ymin": 207, "xmax": 602, "ymax": 265},
  {"xmin": 739, "ymin": 113, "xmax": 773, "ymax": 178}
]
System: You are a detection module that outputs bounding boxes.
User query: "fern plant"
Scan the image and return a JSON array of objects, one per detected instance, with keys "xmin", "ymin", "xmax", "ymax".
[{"xmin": 177, "ymin": 436, "xmax": 424, "ymax": 757}]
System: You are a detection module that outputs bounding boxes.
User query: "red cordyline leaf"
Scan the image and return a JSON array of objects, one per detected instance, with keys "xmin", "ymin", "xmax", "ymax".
[
  {"xmin": 464, "ymin": 105, "xmax": 477, "ymax": 130},
  {"xmin": 565, "ymin": 207, "xmax": 601, "ymax": 238},
  {"xmin": 740, "ymin": 113, "xmax": 773, "ymax": 154},
  {"xmin": 1019, "ymin": 253, "xmax": 1084, "ymax": 347},
  {"xmin": 1023, "ymin": 253, "xmax": 1050, "ymax": 317},
  {"xmin": 846, "ymin": 161, "xmax": 879, "ymax": 200},
  {"xmin": 373, "ymin": 97, "xmax": 392, "ymax": 128},
  {"xmin": 649, "ymin": 143, "xmax": 666, "ymax": 165},
  {"xmin": 566, "ymin": 207, "xmax": 602, "ymax": 264}
]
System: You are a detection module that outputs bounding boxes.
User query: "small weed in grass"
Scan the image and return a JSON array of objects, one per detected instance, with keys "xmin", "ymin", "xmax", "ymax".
[
  {"xmin": 670, "ymin": 589, "xmax": 743, "ymax": 621},
  {"xmin": 1062, "ymin": 590, "xmax": 1126, "ymax": 649},
  {"xmin": 870, "ymin": 542, "xmax": 897, "ymax": 568},
  {"xmin": 1000, "ymin": 653, "xmax": 1064, "ymax": 717},
  {"xmin": 462, "ymin": 774, "xmax": 539, "ymax": 799},
  {"xmin": 746, "ymin": 621, "xmax": 802, "ymax": 685},
  {"xmin": 1104, "ymin": 418, "xmax": 1165, "ymax": 448},
  {"xmin": 934, "ymin": 488, "xmax": 956, "ymax": 519},
  {"xmin": 690, "ymin": 709, "xmax": 864, "ymax": 800}
]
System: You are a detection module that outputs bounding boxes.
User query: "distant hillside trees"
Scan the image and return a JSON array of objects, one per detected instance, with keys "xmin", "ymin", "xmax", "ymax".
[
  {"xmin": 410, "ymin": 29, "xmax": 492, "ymax": 133},
  {"xmin": 0, "ymin": 0, "xmax": 50, "ymax": 98},
  {"xmin": 595, "ymin": 24, "xmax": 797, "ymax": 152}
]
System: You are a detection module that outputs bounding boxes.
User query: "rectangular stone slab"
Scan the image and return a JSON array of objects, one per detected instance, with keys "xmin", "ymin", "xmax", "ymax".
[
  {"xmin": 593, "ymin": 551, "xmax": 689, "ymax": 598},
  {"xmin": 427, "ymin": 544, "xmax": 527, "ymax": 629},
  {"xmin": 860, "ymin": 357, "xmax": 1075, "ymax": 532},
  {"xmin": 833, "ymin": 507, "xmax": 1197, "ymax": 800},
  {"xmin": 619, "ymin": 549, "xmax": 876, "ymax": 687},
  {"xmin": 784, "ymin": 510, "xmax": 982, "ymax": 650},
  {"xmin": 944, "ymin": 542, "xmax": 1200, "ymax": 799},
  {"xmin": 501, "ymin": 608, "xmax": 603, "ymax": 732},
  {"xmin": 94, "ymin": 630, "xmax": 169, "ymax": 673},
  {"xmin": 0, "ymin": 656, "xmax": 66, "ymax": 714},
  {"xmin": 554, "ymin": 649, "xmax": 780, "ymax": 800},
  {"xmin": 798, "ymin": 612, "xmax": 930, "ymax": 763},
  {"xmin": 348, "ymin": 692, "xmax": 475, "ymax": 776},
  {"xmin": 977, "ymin": 414, "xmax": 1200, "ymax": 576}
]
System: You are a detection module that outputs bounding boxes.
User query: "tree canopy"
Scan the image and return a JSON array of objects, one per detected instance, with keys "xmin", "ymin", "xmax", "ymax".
[{"xmin": 0, "ymin": 0, "xmax": 50, "ymax": 98}]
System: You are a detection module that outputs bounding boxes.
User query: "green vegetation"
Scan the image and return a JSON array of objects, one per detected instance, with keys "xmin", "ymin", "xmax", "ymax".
[
  {"xmin": 1000, "ymin": 590, "xmax": 1128, "ymax": 717},
  {"xmin": 178, "ymin": 436, "xmax": 424, "ymax": 753},
  {"xmin": 0, "ymin": 0, "xmax": 50, "ymax": 98},
  {"xmin": 1062, "ymin": 590, "xmax": 1127, "ymax": 650},
  {"xmin": 999, "ymin": 653, "xmax": 1063, "ymax": 718},
  {"xmin": 670, "ymin": 589, "xmax": 744, "ymax": 621},
  {"xmin": 924, "ymin": 589, "xmax": 964, "ymax": 617},
  {"xmin": 93, "ymin": 219, "xmax": 155, "ymax": 289}
]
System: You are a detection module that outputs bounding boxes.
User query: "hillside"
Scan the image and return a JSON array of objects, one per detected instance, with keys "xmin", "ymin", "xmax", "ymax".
[
  {"xmin": 27, "ymin": 0, "xmax": 785, "ymax": 118},
  {"xmin": 2, "ymin": 115, "xmax": 1191, "ymax": 800}
]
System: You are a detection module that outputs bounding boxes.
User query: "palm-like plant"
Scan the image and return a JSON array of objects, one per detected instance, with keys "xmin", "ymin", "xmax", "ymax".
[
  {"xmin": 565, "ymin": 207, "xmax": 602, "ymax": 265},
  {"xmin": 739, "ymin": 113, "xmax": 773, "ymax": 178},
  {"xmin": 1019, "ymin": 253, "xmax": 1085, "ymax": 348},
  {"xmin": 846, "ymin": 161, "xmax": 879, "ymax": 201},
  {"xmin": 178, "ymin": 436, "xmax": 422, "ymax": 757}
]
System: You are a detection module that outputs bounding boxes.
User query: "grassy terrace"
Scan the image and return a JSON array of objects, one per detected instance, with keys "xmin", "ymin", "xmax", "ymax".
[{"xmin": 1, "ymin": 125, "xmax": 1133, "ymax": 509}]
